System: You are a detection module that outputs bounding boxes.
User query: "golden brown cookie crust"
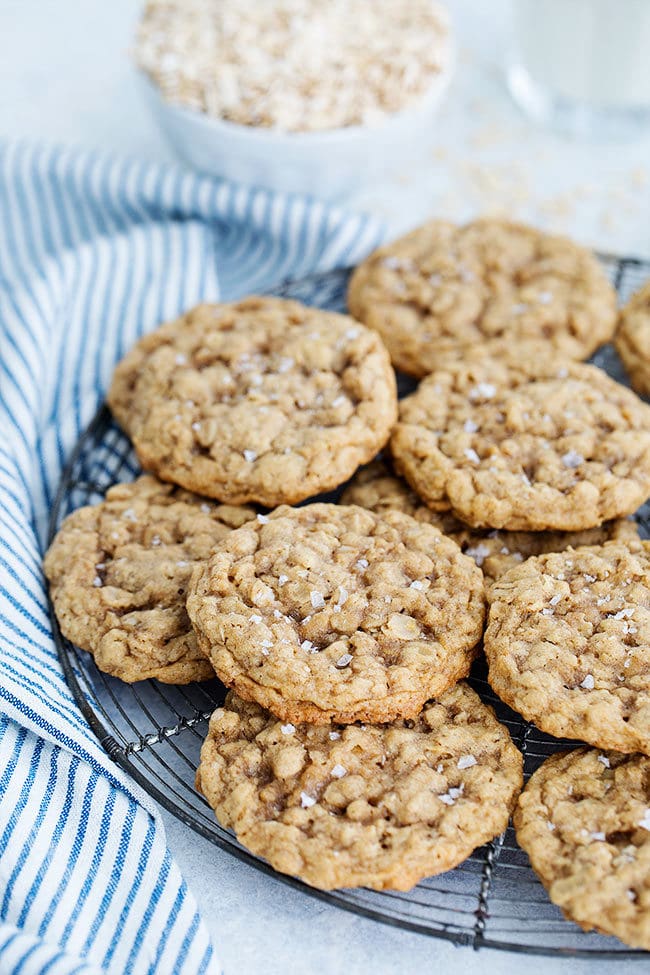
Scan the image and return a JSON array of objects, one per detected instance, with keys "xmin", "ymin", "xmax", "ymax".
[
  {"xmin": 341, "ymin": 459, "xmax": 640, "ymax": 589},
  {"xmin": 108, "ymin": 297, "xmax": 397, "ymax": 507},
  {"xmin": 197, "ymin": 685, "xmax": 523, "ymax": 891},
  {"xmin": 391, "ymin": 358, "xmax": 650, "ymax": 531},
  {"xmin": 515, "ymin": 748, "xmax": 650, "ymax": 949},
  {"xmin": 44, "ymin": 475, "xmax": 255, "ymax": 683},
  {"xmin": 486, "ymin": 542, "xmax": 650, "ymax": 753},
  {"xmin": 616, "ymin": 280, "xmax": 650, "ymax": 397},
  {"xmin": 347, "ymin": 218, "xmax": 617, "ymax": 377},
  {"xmin": 186, "ymin": 503, "xmax": 485, "ymax": 724}
]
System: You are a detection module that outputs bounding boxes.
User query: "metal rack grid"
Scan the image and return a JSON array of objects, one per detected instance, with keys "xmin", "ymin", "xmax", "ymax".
[{"xmin": 48, "ymin": 254, "xmax": 650, "ymax": 958}]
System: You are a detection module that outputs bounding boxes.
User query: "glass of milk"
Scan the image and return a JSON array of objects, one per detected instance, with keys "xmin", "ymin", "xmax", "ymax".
[{"xmin": 508, "ymin": 0, "xmax": 650, "ymax": 139}]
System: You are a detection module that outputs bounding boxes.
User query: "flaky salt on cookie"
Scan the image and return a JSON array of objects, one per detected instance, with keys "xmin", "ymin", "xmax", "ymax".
[
  {"xmin": 186, "ymin": 503, "xmax": 485, "ymax": 724},
  {"xmin": 108, "ymin": 297, "xmax": 397, "ymax": 507},
  {"xmin": 44, "ymin": 475, "xmax": 255, "ymax": 683},
  {"xmin": 197, "ymin": 685, "xmax": 523, "ymax": 891}
]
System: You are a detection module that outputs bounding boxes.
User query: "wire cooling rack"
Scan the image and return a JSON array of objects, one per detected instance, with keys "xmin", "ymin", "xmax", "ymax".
[{"xmin": 48, "ymin": 254, "xmax": 650, "ymax": 958}]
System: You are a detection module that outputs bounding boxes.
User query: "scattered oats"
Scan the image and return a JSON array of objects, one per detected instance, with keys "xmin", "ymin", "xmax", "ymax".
[
  {"xmin": 410, "ymin": 580, "xmax": 424, "ymax": 590},
  {"xmin": 639, "ymin": 810, "xmax": 650, "ymax": 831},
  {"xmin": 469, "ymin": 382, "xmax": 496, "ymax": 400},
  {"xmin": 92, "ymin": 576, "xmax": 103, "ymax": 587},
  {"xmin": 457, "ymin": 754, "xmax": 477, "ymax": 770},
  {"xmin": 464, "ymin": 447, "xmax": 480, "ymax": 464},
  {"xmin": 281, "ymin": 723, "xmax": 295, "ymax": 735},
  {"xmin": 329, "ymin": 731, "xmax": 341, "ymax": 740},
  {"xmin": 278, "ymin": 574, "xmax": 289, "ymax": 586},
  {"xmin": 257, "ymin": 513, "xmax": 269, "ymax": 524},
  {"xmin": 464, "ymin": 543, "xmax": 492, "ymax": 568},
  {"xmin": 300, "ymin": 792, "xmax": 316, "ymax": 809},
  {"xmin": 336, "ymin": 653, "xmax": 353, "ymax": 668},
  {"xmin": 356, "ymin": 558, "xmax": 369, "ymax": 570},
  {"xmin": 597, "ymin": 755, "xmax": 611, "ymax": 767},
  {"xmin": 243, "ymin": 449, "xmax": 257, "ymax": 463},
  {"xmin": 562, "ymin": 450, "xmax": 583, "ymax": 469},
  {"xmin": 331, "ymin": 763, "xmax": 347, "ymax": 778},
  {"xmin": 310, "ymin": 590, "xmax": 325, "ymax": 609},
  {"xmin": 580, "ymin": 674, "xmax": 595, "ymax": 690}
]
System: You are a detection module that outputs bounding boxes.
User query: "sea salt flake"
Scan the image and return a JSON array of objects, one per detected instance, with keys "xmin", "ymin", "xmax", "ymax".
[
  {"xmin": 410, "ymin": 580, "xmax": 424, "ymax": 590},
  {"xmin": 584, "ymin": 574, "xmax": 596, "ymax": 583},
  {"xmin": 301, "ymin": 640, "xmax": 315, "ymax": 652},
  {"xmin": 331, "ymin": 764, "xmax": 347, "ymax": 778},
  {"xmin": 92, "ymin": 576, "xmax": 103, "ymax": 587},
  {"xmin": 541, "ymin": 608, "xmax": 554, "ymax": 617},
  {"xmin": 329, "ymin": 731, "xmax": 341, "ymax": 740},
  {"xmin": 611, "ymin": 608, "xmax": 634, "ymax": 620},
  {"xmin": 562, "ymin": 450, "xmax": 583, "ymax": 469},
  {"xmin": 191, "ymin": 421, "xmax": 201, "ymax": 432},
  {"xmin": 464, "ymin": 544, "xmax": 492, "ymax": 568},
  {"xmin": 332, "ymin": 395, "xmax": 347, "ymax": 408},
  {"xmin": 300, "ymin": 792, "xmax": 316, "ymax": 808},
  {"xmin": 356, "ymin": 558, "xmax": 369, "ymax": 570},
  {"xmin": 261, "ymin": 639, "xmax": 273, "ymax": 648},
  {"xmin": 590, "ymin": 832, "xmax": 606, "ymax": 842},
  {"xmin": 122, "ymin": 508, "xmax": 137, "ymax": 522},
  {"xmin": 463, "ymin": 418, "xmax": 479, "ymax": 433},
  {"xmin": 200, "ymin": 503, "xmax": 211, "ymax": 513},
  {"xmin": 336, "ymin": 653, "xmax": 353, "ymax": 668},
  {"xmin": 310, "ymin": 590, "xmax": 325, "ymax": 609},
  {"xmin": 176, "ymin": 560, "xmax": 188, "ymax": 568},
  {"xmin": 457, "ymin": 754, "xmax": 477, "ymax": 770},
  {"xmin": 580, "ymin": 674, "xmax": 595, "ymax": 690},
  {"xmin": 538, "ymin": 291, "xmax": 553, "ymax": 304},
  {"xmin": 436, "ymin": 764, "xmax": 444, "ymax": 774},
  {"xmin": 281, "ymin": 723, "xmax": 295, "ymax": 735},
  {"xmin": 464, "ymin": 447, "xmax": 480, "ymax": 464},
  {"xmin": 511, "ymin": 303, "xmax": 528, "ymax": 314},
  {"xmin": 336, "ymin": 587, "xmax": 348, "ymax": 607},
  {"xmin": 469, "ymin": 382, "xmax": 496, "ymax": 400},
  {"xmin": 151, "ymin": 535, "xmax": 161, "ymax": 546},
  {"xmin": 243, "ymin": 449, "xmax": 257, "ymax": 463},
  {"xmin": 547, "ymin": 821, "xmax": 556, "ymax": 832},
  {"xmin": 638, "ymin": 809, "xmax": 650, "ymax": 831},
  {"xmin": 273, "ymin": 609, "xmax": 283, "ymax": 619},
  {"xmin": 277, "ymin": 357, "xmax": 294, "ymax": 373},
  {"xmin": 249, "ymin": 614, "xmax": 263, "ymax": 623},
  {"xmin": 598, "ymin": 755, "xmax": 611, "ymax": 768},
  {"xmin": 627, "ymin": 889, "xmax": 636, "ymax": 902},
  {"xmin": 278, "ymin": 574, "xmax": 289, "ymax": 586},
  {"xmin": 549, "ymin": 594, "xmax": 562, "ymax": 606},
  {"xmin": 438, "ymin": 784, "xmax": 464, "ymax": 805},
  {"xmin": 257, "ymin": 513, "xmax": 269, "ymax": 524},
  {"xmin": 175, "ymin": 353, "xmax": 187, "ymax": 365}
]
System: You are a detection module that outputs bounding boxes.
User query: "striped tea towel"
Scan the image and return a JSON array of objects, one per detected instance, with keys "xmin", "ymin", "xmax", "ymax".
[{"xmin": 0, "ymin": 140, "xmax": 383, "ymax": 975}]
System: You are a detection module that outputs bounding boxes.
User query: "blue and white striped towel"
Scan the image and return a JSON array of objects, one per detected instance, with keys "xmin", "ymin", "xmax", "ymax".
[{"xmin": 0, "ymin": 141, "xmax": 382, "ymax": 975}]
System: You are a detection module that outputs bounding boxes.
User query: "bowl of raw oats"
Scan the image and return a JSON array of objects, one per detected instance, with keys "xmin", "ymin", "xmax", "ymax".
[{"xmin": 135, "ymin": 0, "xmax": 453, "ymax": 200}]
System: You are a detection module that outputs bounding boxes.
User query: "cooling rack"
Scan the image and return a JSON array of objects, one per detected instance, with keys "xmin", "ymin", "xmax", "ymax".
[{"xmin": 48, "ymin": 253, "xmax": 650, "ymax": 958}]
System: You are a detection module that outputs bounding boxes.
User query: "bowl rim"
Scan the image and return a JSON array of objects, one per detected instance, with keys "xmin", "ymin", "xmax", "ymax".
[{"xmin": 137, "ymin": 46, "xmax": 455, "ymax": 146}]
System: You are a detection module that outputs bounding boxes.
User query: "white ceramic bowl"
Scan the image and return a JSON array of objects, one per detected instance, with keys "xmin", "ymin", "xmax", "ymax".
[{"xmin": 139, "ymin": 60, "xmax": 453, "ymax": 201}]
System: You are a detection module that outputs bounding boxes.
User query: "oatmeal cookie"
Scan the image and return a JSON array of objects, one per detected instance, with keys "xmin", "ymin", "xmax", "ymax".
[
  {"xmin": 108, "ymin": 297, "xmax": 397, "ymax": 507},
  {"xmin": 616, "ymin": 280, "xmax": 650, "ymax": 397},
  {"xmin": 390, "ymin": 358, "xmax": 650, "ymax": 530},
  {"xmin": 515, "ymin": 748, "xmax": 650, "ymax": 949},
  {"xmin": 341, "ymin": 459, "xmax": 639, "ymax": 589},
  {"xmin": 44, "ymin": 475, "xmax": 255, "ymax": 683},
  {"xmin": 347, "ymin": 218, "xmax": 617, "ymax": 377},
  {"xmin": 486, "ymin": 542, "xmax": 650, "ymax": 753},
  {"xmin": 196, "ymin": 684, "xmax": 523, "ymax": 891},
  {"xmin": 186, "ymin": 503, "xmax": 485, "ymax": 724}
]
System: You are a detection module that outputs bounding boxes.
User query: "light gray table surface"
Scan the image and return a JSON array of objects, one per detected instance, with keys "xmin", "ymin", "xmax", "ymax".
[{"xmin": 3, "ymin": 1, "xmax": 650, "ymax": 972}]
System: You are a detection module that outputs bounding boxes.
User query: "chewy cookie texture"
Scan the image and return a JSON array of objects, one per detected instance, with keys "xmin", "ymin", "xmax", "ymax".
[
  {"xmin": 197, "ymin": 685, "xmax": 523, "ymax": 891},
  {"xmin": 616, "ymin": 280, "xmax": 650, "ymax": 397},
  {"xmin": 348, "ymin": 218, "xmax": 617, "ymax": 377},
  {"xmin": 44, "ymin": 475, "xmax": 255, "ymax": 683},
  {"xmin": 391, "ymin": 357, "xmax": 650, "ymax": 531},
  {"xmin": 108, "ymin": 297, "xmax": 397, "ymax": 507},
  {"xmin": 186, "ymin": 503, "xmax": 485, "ymax": 725},
  {"xmin": 486, "ymin": 542, "xmax": 650, "ymax": 754},
  {"xmin": 342, "ymin": 458, "xmax": 639, "ymax": 591},
  {"xmin": 515, "ymin": 748, "xmax": 650, "ymax": 949}
]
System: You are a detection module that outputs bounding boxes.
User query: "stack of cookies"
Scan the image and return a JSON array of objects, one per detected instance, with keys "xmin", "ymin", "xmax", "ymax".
[{"xmin": 44, "ymin": 219, "xmax": 650, "ymax": 939}]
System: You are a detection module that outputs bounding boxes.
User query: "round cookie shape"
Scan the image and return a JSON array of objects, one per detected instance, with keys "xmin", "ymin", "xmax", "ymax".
[
  {"xmin": 515, "ymin": 748, "xmax": 650, "ymax": 949},
  {"xmin": 486, "ymin": 542, "xmax": 650, "ymax": 753},
  {"xmin": 616, "ymin": 280, "xmax": 650, "ymax": 397},
  {"xmin": 186, "ymin": 503, "xmax": 485, "ymax": 724},
  {"xmin": 44, "ymin": 475, "xmax": 255, "ymax": 683},
  {"xmin": 390, "ymin": 358, "xmax": 650, "ymax": 531},
  {"xmin": 108, "ymin": 297, "xmax": 398, "ymax": 506},
  {"xmin": 341, "ymin": 459, "xmax": 640, "ymax": 590},
  {"xmin": 197, "ymin": 685, "xmax": 523, "ymax": 891},
  {"xmin": 347, "ymin": 218, "xmax": 617, "ymax": 377}
]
